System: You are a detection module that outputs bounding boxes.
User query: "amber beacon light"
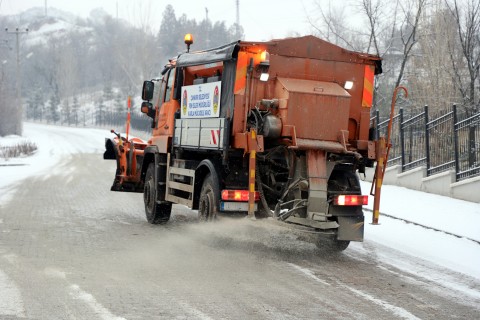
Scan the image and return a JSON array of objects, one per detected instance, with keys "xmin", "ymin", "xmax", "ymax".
[
  {"xmin": 184, "ymin": 33, "xmax": 193, "ymax": 52},
  {"xmin": 259, "ymin": 50, "xmax": 270, "ymax": 81}
]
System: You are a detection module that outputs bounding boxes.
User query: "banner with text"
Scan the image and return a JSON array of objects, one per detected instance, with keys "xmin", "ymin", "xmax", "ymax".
[{"xmin": 181, "ymin": 81, "xmax": 221, "ymax": 118}]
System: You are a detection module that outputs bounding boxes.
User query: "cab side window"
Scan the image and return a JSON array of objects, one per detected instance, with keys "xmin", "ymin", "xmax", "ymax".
[
  {"xmin": 164, "ymin": 69, "xmax": 174, "ymax": 102},
  {"xmin": 158, "ymin": 76, "xmax": 166, "ymax": 106}
]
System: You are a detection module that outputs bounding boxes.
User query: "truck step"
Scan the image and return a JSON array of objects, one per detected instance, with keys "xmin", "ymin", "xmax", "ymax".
[{"xmin": 165, "ymin": 153, "xmax": 195, "ymax": 208}]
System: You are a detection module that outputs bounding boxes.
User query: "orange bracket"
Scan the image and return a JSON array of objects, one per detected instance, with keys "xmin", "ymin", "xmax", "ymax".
[{"xmin": 370, "ymin": 86, "xmax": 408, "ymax": 224}]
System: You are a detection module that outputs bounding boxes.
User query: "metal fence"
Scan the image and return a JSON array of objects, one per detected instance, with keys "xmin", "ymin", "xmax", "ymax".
[
  {"xmin": 373, "ymin": 105, "xmax": 480, "ymax": 182},
  {"xmin": 376, "ymin": 112, "xmax": 402, "ymax": 167},
  {"xmin": 455, "ymin": 111, "xmax": 480, "ymax": 180},
  {"xmin": 102, "ymin": 111, "xmax": 153, "ymax": 134}
]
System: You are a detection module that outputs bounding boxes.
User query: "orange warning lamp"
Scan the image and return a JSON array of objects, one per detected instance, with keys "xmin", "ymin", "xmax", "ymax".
[
  {"xmin": 184, "ymin": 34, "xmax": 193, "ymax": 52},
  {"xmin": 260, "ymin": 50, "xmax": 270, "ymax": 65},
  {"xmin": 259, "ymin": 50, "xmax": 270, "ymax": 81}
]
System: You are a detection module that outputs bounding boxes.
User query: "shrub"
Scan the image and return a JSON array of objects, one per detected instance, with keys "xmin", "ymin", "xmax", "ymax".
[{"xmin": 0, "ymin": 141, "xmax": 38, "ymax": 160}]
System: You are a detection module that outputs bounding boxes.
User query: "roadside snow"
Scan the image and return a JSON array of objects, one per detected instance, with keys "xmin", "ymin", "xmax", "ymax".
[
  {"xmin": 357, "ymin": 180, "xmax": 480, "ymax": 282},
  {"xmin": 360, "ymin": 181, "xmax": 480, "ymax": 241},
  {"xmin": 0, "ymin": 122, "xmax": 107, "ymax": 204}
]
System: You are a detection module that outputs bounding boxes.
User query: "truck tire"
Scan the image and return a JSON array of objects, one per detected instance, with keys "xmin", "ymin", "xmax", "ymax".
[
  {"xmin": 323, "ymin": 239, "xmax": 350, "ymax": 252},
  {"xmin": 144, "ymin": 163, "xmax": 171, "ymax": 224},
  {"xmin": 318, "ymin": 169, "xmax": 361, "ymax": 252},
  {"xmin": 198, "ymin": 174, "xmax": 218, "ymax": 221}
]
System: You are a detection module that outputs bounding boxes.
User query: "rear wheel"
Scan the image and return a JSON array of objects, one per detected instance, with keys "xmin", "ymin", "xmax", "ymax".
[
  {"xmin": 316, "ymin": 237, "xmax": 350, "ymax": 252},
  {"xmin": 318, "ymin": 169, "xmax": 361, "ymax": 252},
  {"xmin": 144, "ymin": 163, "xmax": 171, "ymax": 224},
  {"xmin": 198, "ymin": 174, "xmax": 219, "ymax": 221}
]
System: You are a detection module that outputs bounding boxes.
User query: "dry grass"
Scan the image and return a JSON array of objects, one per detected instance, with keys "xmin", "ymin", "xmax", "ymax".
[{"xmin": 0, "ymin": 141, "xmax": 38, "ymax": 160}]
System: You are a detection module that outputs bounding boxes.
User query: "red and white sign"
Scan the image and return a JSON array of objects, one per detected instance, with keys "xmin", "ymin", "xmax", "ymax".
[{"xmin": 210, "ymin": 129, "xmax": 220, "ymax": 145}]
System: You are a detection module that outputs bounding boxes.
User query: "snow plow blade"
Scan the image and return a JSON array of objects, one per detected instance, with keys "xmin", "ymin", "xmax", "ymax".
[{"xmin": 103, "ymin": 134, "xmax": 147, "ymax": 193}]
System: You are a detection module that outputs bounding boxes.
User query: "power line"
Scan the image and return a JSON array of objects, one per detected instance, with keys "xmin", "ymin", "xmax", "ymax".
[{"xmin": 236, "ymin": 0, "xmax": 240, "ymax": 35}]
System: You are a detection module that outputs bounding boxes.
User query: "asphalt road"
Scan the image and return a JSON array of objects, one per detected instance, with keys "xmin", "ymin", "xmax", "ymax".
[{"xmin": 0, "ymin": 152, "xmax": 479, "ymax": 319}]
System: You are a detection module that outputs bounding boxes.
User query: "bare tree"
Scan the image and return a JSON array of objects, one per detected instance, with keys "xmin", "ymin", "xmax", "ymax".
[
  {"xmin": 360, "ymin": 0, "xmax": 385, "ymax": 55},
  {"xmin": 408, "ymin": 3, "xmax": 459, "ymax": 109},
  {"xmin": 309, "ymin": 0, "xmax": 426, "ymax": 114},
  {"xmin": 310, "ymin": 2, "xmax": 347, "ymax": 45},
  {"xmin": 445, "ymin": 0, "xmax": 480, "ymax": 113},
  {"xmin": 360, "ymin": 0, "xmax": 426, "ymax": 114},
  {"xmin": 385, "ymin": 0, "xmax": 426, "ymax": 88},
  {"xmin": 308, "ymin": 1, "xmax": 362, "ymax": 50}
]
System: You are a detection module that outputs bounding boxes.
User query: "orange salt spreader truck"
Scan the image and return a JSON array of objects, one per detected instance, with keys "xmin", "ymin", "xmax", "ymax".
[{"xmin": 104, "ymin": 35, "xmax": 399, "ymax": 251}]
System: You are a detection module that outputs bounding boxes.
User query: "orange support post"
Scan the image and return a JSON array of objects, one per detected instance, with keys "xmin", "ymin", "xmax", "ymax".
[
  {"xmin": 248, "ymin": 129, "xmax": 256, "ymax": 218},
  {"xmin": 371, "ymin": 86, "xmax": 408, "ymax": 224},
  {"xmin": 372, "ymin": 137, "xmax": 386, "ymax": 224},
  {"xmin": 126, "ymin": 96, "xmax": 131, "ymax": 141}
]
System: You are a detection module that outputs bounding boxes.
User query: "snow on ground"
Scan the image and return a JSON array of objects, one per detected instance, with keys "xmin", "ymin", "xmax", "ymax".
[
  {"xmin": 360, "ymin": 181, "xmax": 480, "ymax": 241},
  {"xmin": 1, "ymin": 122, "xmax": 479, "ymax": 285},
  {"xmin": 0, "ymin": 122, "xmax": 107, "ymax": 204},
  {"xmin": 358, "ymin": 180, "xmax": 480, "ymax": 281}
]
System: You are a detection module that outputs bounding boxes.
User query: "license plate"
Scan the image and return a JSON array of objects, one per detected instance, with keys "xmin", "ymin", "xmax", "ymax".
[{"xmin": 220, "ymin": 201, "xmax": 257, "ymax": 212}]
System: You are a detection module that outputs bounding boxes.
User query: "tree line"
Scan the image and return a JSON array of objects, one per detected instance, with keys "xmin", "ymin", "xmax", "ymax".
[
  {"xmin": 310, "ymin": 0, "xmax": 479, "ymax": 118},
  {"xmin": 0, "ymin": 5, "xmax": 243, "ymax": 136}
]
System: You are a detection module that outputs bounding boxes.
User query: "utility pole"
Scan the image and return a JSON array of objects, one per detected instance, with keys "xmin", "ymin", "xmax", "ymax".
[
  {"xmin": 236, "ymin": 0, "xmax": 240, "ymax": 36},
  {"xmin": 5, "ymin": 27, "xmax": 28, "ymax": 135},
  {"xmin": 45, "ymin": 0, "xmax": 47, "ymax": 16},
  {"xmin": 205, "ymin": 8, "xmax": 210, "ymax": 48}
]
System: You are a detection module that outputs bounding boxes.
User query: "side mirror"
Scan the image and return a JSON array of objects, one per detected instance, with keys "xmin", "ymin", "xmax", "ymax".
[
  {"xmin": 141, "ymin": 101, "xmax": 156, "ymax": 119},
  {"xmin": 142, "ymin": 81, "xmax": 154, "ymax": 101}
]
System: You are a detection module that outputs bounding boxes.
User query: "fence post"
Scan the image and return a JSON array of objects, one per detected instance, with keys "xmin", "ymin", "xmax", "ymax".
[
  {"xmin": 424, "ymin": 105, "xmax": 430, "ymax": 175},
  {"xmin": 453, "ymin": 104, "xmax": 459, "ymax": 180},
  {"xmin": 468, "ymin": 124, "xmax": 476, "ymax": 168},
  {"xmin": 399, "ymin": 108, "xmax": 405, "ymax": 171}
]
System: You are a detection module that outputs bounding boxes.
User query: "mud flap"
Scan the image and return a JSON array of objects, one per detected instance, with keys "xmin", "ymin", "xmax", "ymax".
[
  {"xmin": 103, "ymin": 139, "xmax": 116, "ymax": 160},
  {"xmin": 337, "ymin": 215, "xmax": 364, "ymax": 241}
]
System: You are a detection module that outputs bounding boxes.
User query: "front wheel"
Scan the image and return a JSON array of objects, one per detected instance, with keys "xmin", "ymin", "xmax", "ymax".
[
  {"xmin": 144, "ymin": 163, "xmax": 171, "ymax": 224},
  {"xmin": 198, "ymin": 174, "xmax": 219, "ymax": 221}
]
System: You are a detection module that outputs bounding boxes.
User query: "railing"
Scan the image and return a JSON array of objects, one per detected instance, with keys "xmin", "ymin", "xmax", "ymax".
[
  {"xmin": 426, "ymin": 107, "xmax": 455, "ymax": 176},
  {"xmin": 372, "ymin": 105, "xmax": 480, "ymax": 182},
  {"xmin": 375, "ymin": 111, "xmax": 402, "ymax": 166},
  {"xmin": 400, "ymin": 107, "xmax": 427, "ymax": 171},
  {"xmin": 102, "ymin": 111, "xmax": 152, "ymax": 134},
  {"xmin": 455, "ymin": 111, "xmax": 480, "ymax": 181}
]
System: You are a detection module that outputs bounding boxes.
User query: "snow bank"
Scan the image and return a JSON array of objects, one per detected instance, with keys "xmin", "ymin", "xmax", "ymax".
[{"xmin": 0, "ymin": 122, "xmax": 108, "ymax": 204}]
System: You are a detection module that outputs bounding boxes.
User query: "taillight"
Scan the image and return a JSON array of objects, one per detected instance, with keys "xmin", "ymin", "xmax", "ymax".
[
  {"xmin": 333, "ymin": 195, "xmax": 368, "ymax": 206},
  {"xmin": 221, "ymin": 190, "xmax": 260, "ymax": 202}
]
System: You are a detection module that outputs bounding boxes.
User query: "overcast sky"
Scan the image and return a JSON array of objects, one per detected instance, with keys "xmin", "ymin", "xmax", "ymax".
[{"xmin": 0, "ymin": 0, "xmax": 326, "ymax": 41}]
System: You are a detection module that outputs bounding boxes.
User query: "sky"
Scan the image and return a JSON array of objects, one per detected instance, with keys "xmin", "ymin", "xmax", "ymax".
[{"xmin": 0, "ymin": 0, "xmax": 324, "ymax": 41}]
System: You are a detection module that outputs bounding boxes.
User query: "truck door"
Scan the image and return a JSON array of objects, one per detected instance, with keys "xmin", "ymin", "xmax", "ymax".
[
  {"xmin": 154, "ymin": 68, "xmax": 179, "ymax": 142},
  {"xmin": 151, "ymin": 68, "xmax": 180, "ymax": 152}
]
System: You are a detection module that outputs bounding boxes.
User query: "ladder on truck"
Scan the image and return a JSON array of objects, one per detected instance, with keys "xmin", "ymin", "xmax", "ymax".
[{"xmin": 165, "ymin": 154, "xmax": 195, "ymax": 207}]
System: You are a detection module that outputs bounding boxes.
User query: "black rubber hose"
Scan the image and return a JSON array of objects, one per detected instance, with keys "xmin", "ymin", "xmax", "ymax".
[{"xmin": 256, "ymin": 163, "xmax": 272, "ymax": 217}]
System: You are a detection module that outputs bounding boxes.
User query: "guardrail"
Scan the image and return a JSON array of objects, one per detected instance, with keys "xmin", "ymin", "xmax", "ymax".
[{"xmin": 373, "ymin": 105, "xmax": 480, "ymax": 182}]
